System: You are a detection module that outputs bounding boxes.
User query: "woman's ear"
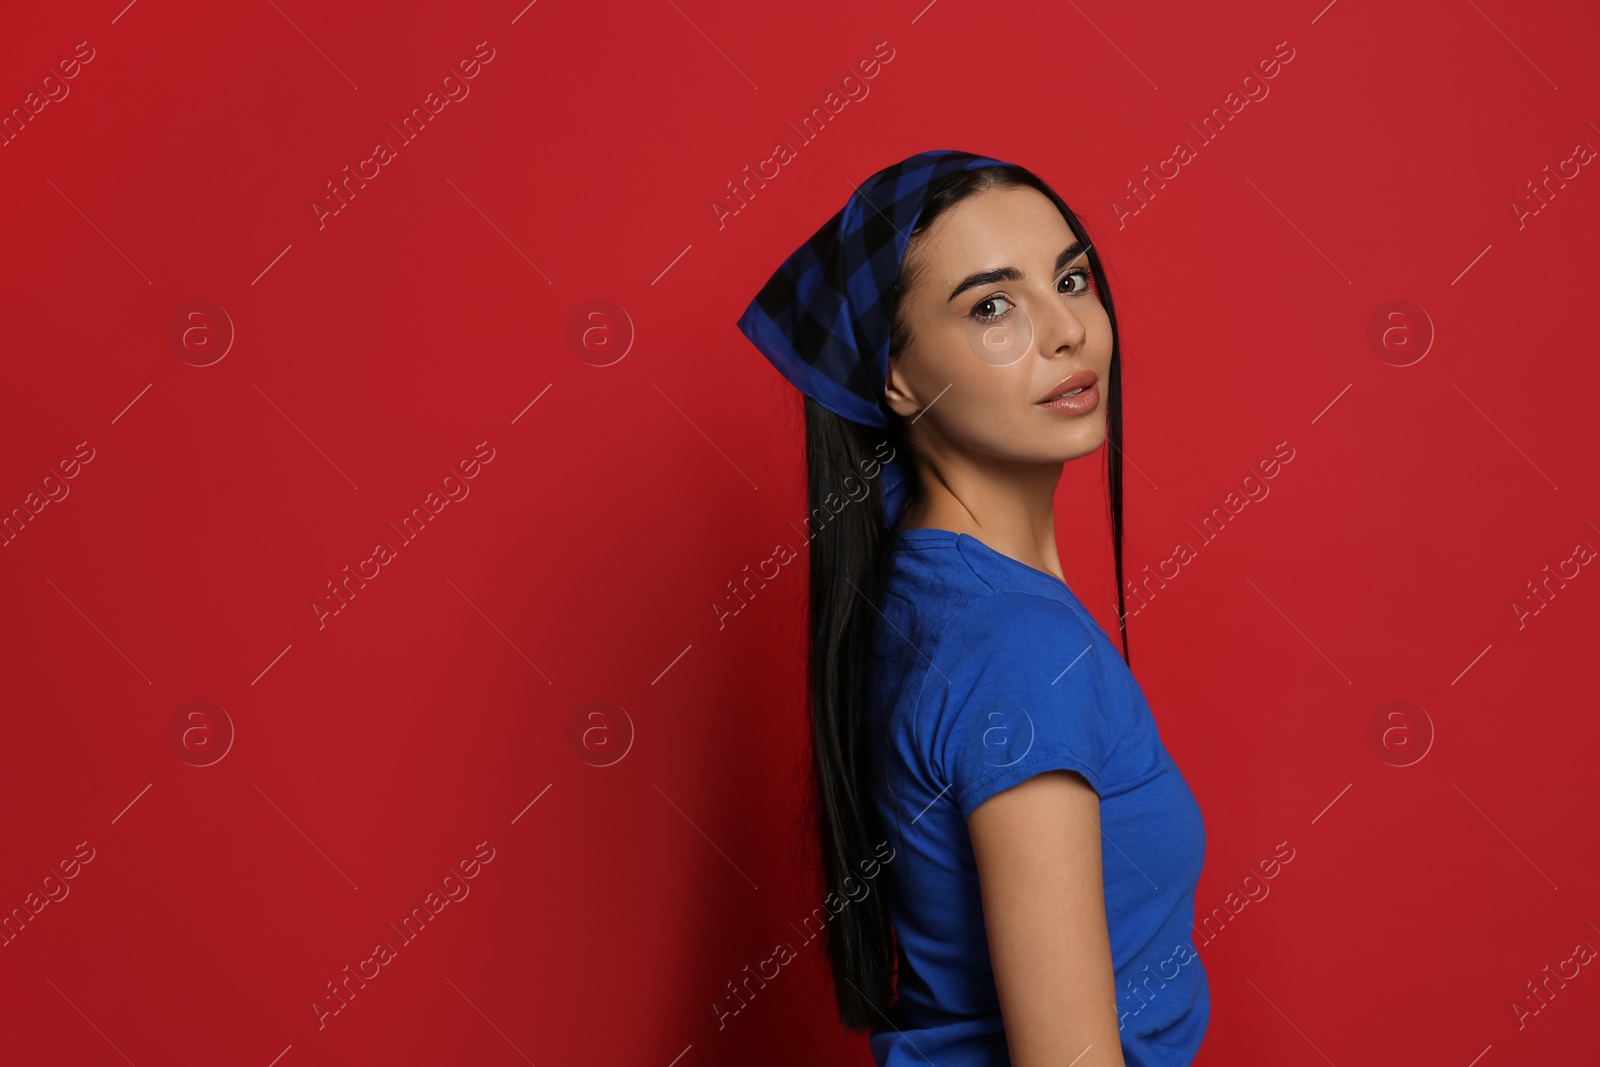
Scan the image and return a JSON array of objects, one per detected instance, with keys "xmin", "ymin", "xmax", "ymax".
[{"xmin": 883, "ymin": 356, "xmax": 921, "ymax": 419}]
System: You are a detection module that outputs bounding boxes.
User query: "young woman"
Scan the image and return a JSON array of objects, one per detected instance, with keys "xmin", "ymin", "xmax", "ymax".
[{"xmin": 736, "ymin": 149, "xmax": 1210, "ymax": 1067}]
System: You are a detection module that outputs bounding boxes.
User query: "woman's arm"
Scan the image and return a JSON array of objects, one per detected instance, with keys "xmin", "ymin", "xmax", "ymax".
[{"xmin": 968, "ymin": 769, "xmax": 1127, "ymax": 1067}]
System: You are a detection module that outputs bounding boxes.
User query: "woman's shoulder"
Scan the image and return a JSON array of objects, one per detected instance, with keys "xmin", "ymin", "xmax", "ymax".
[
  {"xmin": 888, "ymin": 529, "xmax": 1099, "ymax": 632},
  {"xmin": 912, "ymin": 588, "xmax": 1119, "ymax": 817},
  {"xmin": 879, "ymin": 535, "xmax": 1111, "ymax": 713},
  {"xmin": 933, "ymin": 588, "xmax": 1100, "ymax": 663}
]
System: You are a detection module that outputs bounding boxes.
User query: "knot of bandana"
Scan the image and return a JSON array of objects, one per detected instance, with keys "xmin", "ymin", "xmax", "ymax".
[{"xmin": 736, "ymin": 148, "xmax": 1019, "ymax": 530}]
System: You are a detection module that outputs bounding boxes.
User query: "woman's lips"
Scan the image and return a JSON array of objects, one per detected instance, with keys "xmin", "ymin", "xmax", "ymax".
[
  {"xmin": 1037, "ymin": 370, "xmax": 1100, "ymax": 415},
  {"xmin": 1037, "ymin": 382, "xmax": 1100, "ymax": 416}
]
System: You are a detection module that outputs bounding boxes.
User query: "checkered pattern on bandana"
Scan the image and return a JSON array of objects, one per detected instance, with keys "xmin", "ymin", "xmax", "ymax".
[{"xmin": 736, "ymin": 149, "xmax": 1018, "ymax": 528}]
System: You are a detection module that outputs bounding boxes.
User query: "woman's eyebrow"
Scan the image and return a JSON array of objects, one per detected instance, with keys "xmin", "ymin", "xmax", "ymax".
[{"xmin": 946, "ymin": 240, "xmax": 1086, "ymax": 303}]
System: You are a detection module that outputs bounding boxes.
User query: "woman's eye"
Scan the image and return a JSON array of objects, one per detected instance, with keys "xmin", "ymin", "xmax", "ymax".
[
  {"xmin": 972, "ymin": 294, "xmax": 1014, "ymax": 324},
  {"xmin": 1060, "ymin": 267, "xmax": 1093, "ymax": 294},
  {"xmin": 972, "ymin": 269, "xmax": 1094, "ymax": 324}
]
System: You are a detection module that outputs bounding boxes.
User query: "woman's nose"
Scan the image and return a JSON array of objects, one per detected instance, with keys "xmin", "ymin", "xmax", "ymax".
[{"xmin": 1032, "ymin": 287, "xmax": 1087, "ymax": 356}]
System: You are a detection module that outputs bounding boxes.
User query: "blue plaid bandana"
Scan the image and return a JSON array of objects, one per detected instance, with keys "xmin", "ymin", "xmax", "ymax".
[{"xmin": 736, "ymin": 148, "xmax": 1018, "ymax": 530}]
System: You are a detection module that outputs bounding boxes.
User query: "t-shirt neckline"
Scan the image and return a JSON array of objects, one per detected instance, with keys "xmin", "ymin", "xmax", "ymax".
[{"xmin": 893, "ymin": 527, "xmax": 1074, "ymax": 598}]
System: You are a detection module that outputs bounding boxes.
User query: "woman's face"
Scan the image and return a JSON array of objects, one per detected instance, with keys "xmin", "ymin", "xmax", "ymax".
[{"xmin": 883, "ymin": 184, "xmax": 1114, "ymax": 476}]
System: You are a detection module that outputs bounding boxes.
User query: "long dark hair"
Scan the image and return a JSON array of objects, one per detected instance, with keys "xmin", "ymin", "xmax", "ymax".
[{"xmin": 800, "ymin": 162, "xmax": 1127, "ymax": 1031}]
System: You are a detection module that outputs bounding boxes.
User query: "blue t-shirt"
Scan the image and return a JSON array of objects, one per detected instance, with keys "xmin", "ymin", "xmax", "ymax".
[{"xmin": 866, "ymin": 528, "xmax": 1210, "ymax": 1066}]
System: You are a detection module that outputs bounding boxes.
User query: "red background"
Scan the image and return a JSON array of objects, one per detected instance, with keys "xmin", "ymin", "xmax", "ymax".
[{"xmin": 3, "ymin": 1, "xmax": 1598, "ymax": 1064}]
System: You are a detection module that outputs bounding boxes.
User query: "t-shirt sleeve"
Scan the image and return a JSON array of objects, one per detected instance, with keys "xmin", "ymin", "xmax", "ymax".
[{"xmin": 918, "ymin": 591, "xmax": 1115, "ymax": 821}]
